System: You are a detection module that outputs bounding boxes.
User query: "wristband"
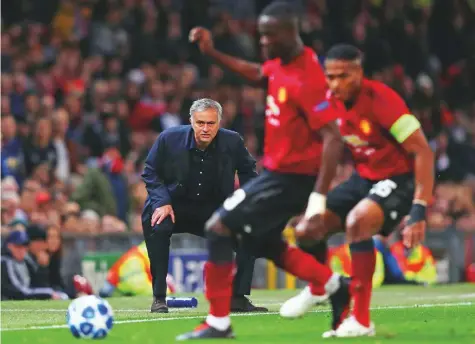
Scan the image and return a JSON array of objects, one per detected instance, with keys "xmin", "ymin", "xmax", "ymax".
[
  {"xmin": 303, "ymin": 192, "xmax": 326, "ymax": 219},
  {"xmin": 406, "ymin": 203, "xmax": 426, "ymax": 225}
]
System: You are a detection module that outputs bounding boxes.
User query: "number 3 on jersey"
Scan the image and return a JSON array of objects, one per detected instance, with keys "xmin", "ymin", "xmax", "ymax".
[
  {"xmin": 370, "ymin": 179, "xmax": 397, "ymax": 198},
  {"xmin": 266, "ymin": 95, "xmax": 281, "ymax": 127}
]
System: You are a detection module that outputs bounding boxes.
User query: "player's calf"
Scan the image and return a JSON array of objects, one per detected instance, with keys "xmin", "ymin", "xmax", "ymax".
[
  {"xmin": 204, "ymin": 222, "xmax": 235, "ymax": 326},
  {"xmin": 299, "ymin": 240, "xmax": 328, "ymax": 265},
  {"xmin": 177, "ymin": 219, "xmax": 236, "ymax": 341},
  {"xmin": 345, "ymin": 200, "xmax": 382, "ymax": 328}
]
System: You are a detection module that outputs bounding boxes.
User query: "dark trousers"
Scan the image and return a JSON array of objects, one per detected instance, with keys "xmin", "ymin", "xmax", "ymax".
[{"xmin": 142, "ymin": 202, "xmax": 255, "ymax": 299}]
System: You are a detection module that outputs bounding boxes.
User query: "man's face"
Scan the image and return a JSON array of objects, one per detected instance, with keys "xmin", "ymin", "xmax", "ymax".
[
  {"xmin": 8, "ymin": 243, "xmax": 28, "ymax": 261},
  {"xmin": 324, "ymin": 59, "xmax": 363, "ymax": 102},
  {"xmin": 21, "ymin": 180, "xmax": 40, "ymax": 213},
  {"xmin": 29, "ymin": 239, "xmax": 47, "ymax": 255},
  {"xmin": 1, "ymin": 116, "xmax": 16, "ymax": 141},
  {"xmin": 258, "ymin": 15, "xmax": 291, "ymax": 60},
  {"xmin": 190, "ymin": 109, "xmax": 220, "ymax": 148},
  {"xmin": 35, "ymin": 118, "xmax": 52, "ymax": 142}
]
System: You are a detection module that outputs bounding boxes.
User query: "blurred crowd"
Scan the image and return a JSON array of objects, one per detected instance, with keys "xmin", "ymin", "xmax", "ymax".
[{"xmin": 1, "ymin": 0, "xmax": 475, "ymax": 248}]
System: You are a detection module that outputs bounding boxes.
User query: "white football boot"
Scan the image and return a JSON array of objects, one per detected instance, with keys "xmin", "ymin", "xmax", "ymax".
[
  {"xmin": 323, "ymin": 316, "xmax": 376, "ymax": 338},
  {"xmin": 279, "ymin": 286, "xmax": 328, "ymax": 318}
]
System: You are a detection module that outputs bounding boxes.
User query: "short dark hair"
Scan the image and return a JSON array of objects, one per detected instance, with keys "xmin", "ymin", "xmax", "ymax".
[
  {"xmin": 326, "ymin": 44, "xmax": 363, "ymax": 62},
  {"xmin": 261, "ymin": 1, "xmax": 299, "ymax": 23}
]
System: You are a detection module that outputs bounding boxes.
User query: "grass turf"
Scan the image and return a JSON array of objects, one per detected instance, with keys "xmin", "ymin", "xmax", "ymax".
[{"xmin": 1, "ymin": 284, "xmax": 475, "ymax": 343}]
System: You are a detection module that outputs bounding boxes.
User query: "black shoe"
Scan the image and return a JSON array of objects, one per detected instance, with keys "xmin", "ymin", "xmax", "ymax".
[
  {"xmin": 231, "ymin": 296, "xmax": 268, "ymax": 313},
  {"xmin": 151, "ymin": 297, "xmax": 168, "ymax": 313},
  {"xmin": 329, "ymin": 276, "xmax": 351, "ymax": 330},
  {"xmin": 176, "ymin": 322, "xmax": 235, "ymax": 341}
]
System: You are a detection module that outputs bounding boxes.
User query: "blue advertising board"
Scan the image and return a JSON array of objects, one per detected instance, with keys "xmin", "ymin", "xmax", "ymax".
[{"xmin": 168, "ymin": 250, "xmax": 208, "ymax": 292}]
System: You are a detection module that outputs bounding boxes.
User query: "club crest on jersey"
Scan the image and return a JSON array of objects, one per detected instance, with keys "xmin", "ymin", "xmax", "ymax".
[
  {"xmin": 343, "ymin": 135, "xmax": 368, "ymax": 147},
  {"xmin": 277, "ymin": 87, "xmax": 287, "ymax": 103},
  {"xmin": 359, "ymin": 119, "xmax": 372, "ymax": 135}
]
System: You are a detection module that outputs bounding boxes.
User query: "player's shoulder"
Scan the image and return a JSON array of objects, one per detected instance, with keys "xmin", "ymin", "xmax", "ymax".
[
  {"xmin": 300, "ymin": 48, "xmax": 325, "ymax": 86},
  {"xmin": 261, "ymin": 58, "xmax": 281, "ymax": 76},
  {"xmin": 217, "ymin": 128, "xmax": 242, "ymax": 143},
  {"xmin": 363, "ymin": 79, "xmax": 405, "ymax": 104}
]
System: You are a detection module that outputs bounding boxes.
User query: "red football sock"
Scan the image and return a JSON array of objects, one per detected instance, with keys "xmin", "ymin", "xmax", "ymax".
[
  {"xmin": 276, "ymin": 245, "xmax": 331, "ymax": 295},
  {"xmin": 204, "ymin": 261, "xmax": 234, "ymax": 317},
  {"xmin": 350, "ymin": 240, "xmax": 376, "ymax": 327},
  {"xmin": 309, "ymin": 283, "xmax": 326, "ymax": 296}
]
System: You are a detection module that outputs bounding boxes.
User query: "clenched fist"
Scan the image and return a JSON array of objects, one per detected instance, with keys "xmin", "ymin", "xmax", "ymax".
[{"xmin": 189, "ymin": 27, "xmax": 214, "ymax": 54}]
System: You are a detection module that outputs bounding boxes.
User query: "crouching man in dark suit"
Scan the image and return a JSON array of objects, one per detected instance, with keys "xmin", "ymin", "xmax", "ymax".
[{"xmin": 142, "ymin": 98, "xmax": 267, "ymax": 313}]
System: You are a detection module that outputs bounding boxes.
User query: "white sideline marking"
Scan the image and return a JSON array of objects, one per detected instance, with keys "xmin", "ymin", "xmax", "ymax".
[
  {"xmin": 4, "ymin": 293, "xmax": 475, "ymax": 313},
  {"xmin": 408, "ymin": 293, "xmax": 475, "ymax": 301},
  {"xmin": 1, "ymin": 301, "xmax": 472, "ymax": 332}
]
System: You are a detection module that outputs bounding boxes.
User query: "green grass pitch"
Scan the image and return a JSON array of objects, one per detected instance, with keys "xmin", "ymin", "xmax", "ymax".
[{"xmin": 2, "ymin": 284, "xmax": 475, "ymax": 343}]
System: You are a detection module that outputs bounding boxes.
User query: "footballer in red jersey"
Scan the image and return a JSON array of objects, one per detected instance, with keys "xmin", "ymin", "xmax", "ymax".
[
  {"xmin": 178, "ymin": 2, "xmax": 351, "ymax": 341},
  {"xmin": 282, "ymin": 44, "xmax": 435, "ymax": 338}
]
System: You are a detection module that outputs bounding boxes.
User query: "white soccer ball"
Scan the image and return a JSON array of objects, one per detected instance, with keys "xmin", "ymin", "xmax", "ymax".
[{"xmin": 67, "ymin": 295, "xmax": 114, "ymax": 339}]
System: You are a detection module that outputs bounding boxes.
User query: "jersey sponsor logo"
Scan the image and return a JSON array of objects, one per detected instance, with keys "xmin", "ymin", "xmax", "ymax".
[
  {"xmin": 359, "ymin": 119, "xmax": 372, "ymax": 135},
  {"xmin": 277, "ymin": 87, "xmax": 287, "ymax": 103},
  {"xmin": 265, "ymin": 95, "xmax": 281, "ymax": 127},
  {"xmin": 313, "ymin": 100, "xmax": 329, "ymax": 112},
  {"xmin": 342, "ymin": 134, "xmax": 368, "ymax": 147}
]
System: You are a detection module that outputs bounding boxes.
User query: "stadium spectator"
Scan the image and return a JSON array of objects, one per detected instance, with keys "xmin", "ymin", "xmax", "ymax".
[
  {"xmin": 52, "ymin": 108, "xmax": 79, "ymax": 182},
  {"xmin": 46, "ymin": 224, "xmax": 65, "ymax": 291},
  {"xmin": 26, "ymin": 225, "xmax": 51, "ymax": 289},
  {"xmin": 1, "ymin": 230, "xmax": 68, "ymax": 300},
  {"xmin": 22, "ymin": 117, "xmax": 58, "ymax": 177},
  {"xmin": 1, "ymin": 115, "xmax": 25, "ymax": 185}
]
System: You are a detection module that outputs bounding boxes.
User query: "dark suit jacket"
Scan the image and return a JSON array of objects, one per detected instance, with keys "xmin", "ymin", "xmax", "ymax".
[{"xmin": 141, "ymin": 125, "xmax": 257, "ymax": 215}]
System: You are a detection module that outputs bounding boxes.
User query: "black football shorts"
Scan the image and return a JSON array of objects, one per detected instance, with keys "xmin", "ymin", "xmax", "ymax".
[
  {"xmin": 326, "ymin": 172, "xmax": 415, "ymax": 236},
  {"xmin": 216, "ymin": 170, "xmax": 315, "ymax": 239}
]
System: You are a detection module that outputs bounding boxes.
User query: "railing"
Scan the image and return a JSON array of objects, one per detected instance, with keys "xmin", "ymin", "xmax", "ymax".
[
  {"xmin": 57, "ymin": 227, "xmax": 473, "ymax": 292},
  {"xmin": 2, "ymin": 227, "xmax": 473, "ymax": 293}
]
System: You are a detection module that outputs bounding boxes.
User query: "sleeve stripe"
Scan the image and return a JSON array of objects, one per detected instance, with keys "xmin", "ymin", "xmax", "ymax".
[
  {"xmin": 6, "ymin": 259, "xmax": 54, "ymax": 297},
  {"xmin": 389, "ymin": 114, "xmax": 421, "ymax": 143}
]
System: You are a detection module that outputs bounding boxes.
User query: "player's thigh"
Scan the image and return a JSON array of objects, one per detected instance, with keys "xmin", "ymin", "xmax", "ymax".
[
  {"xmin": 215, "ymin": 171, "xmax": 315, "ymax": 238},
  {"xmin": 366, "ymin": 174, "xmax": 415, "ymax": 236},
  {"xmin": 326, "ymin": 173, "xmax": 370, "ymax": 234}
]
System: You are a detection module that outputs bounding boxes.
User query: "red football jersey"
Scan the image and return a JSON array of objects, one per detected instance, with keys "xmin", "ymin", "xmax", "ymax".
[
  {"xmin": 261, "ymin": 47, "xmax": 340, "ymax": 176},
  {"xmin": 335, "ymin": 79, "xmax": 417, "ymax": 180}
]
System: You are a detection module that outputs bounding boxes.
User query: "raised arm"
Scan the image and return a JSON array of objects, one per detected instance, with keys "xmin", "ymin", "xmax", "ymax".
[{"xmin": 189, "ymin": 27, "xmax": 263, "ymax": 83}]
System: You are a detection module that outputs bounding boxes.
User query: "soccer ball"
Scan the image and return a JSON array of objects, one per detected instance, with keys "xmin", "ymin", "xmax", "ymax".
[{"xmin": 67, "ymin": 295, "xmax": 114, "ymax": 339}]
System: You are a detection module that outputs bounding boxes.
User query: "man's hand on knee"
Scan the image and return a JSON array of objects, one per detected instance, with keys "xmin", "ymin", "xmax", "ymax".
[{"xmin": 151, "ymin": 205, "xmax": 175, "ymax": 226}]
